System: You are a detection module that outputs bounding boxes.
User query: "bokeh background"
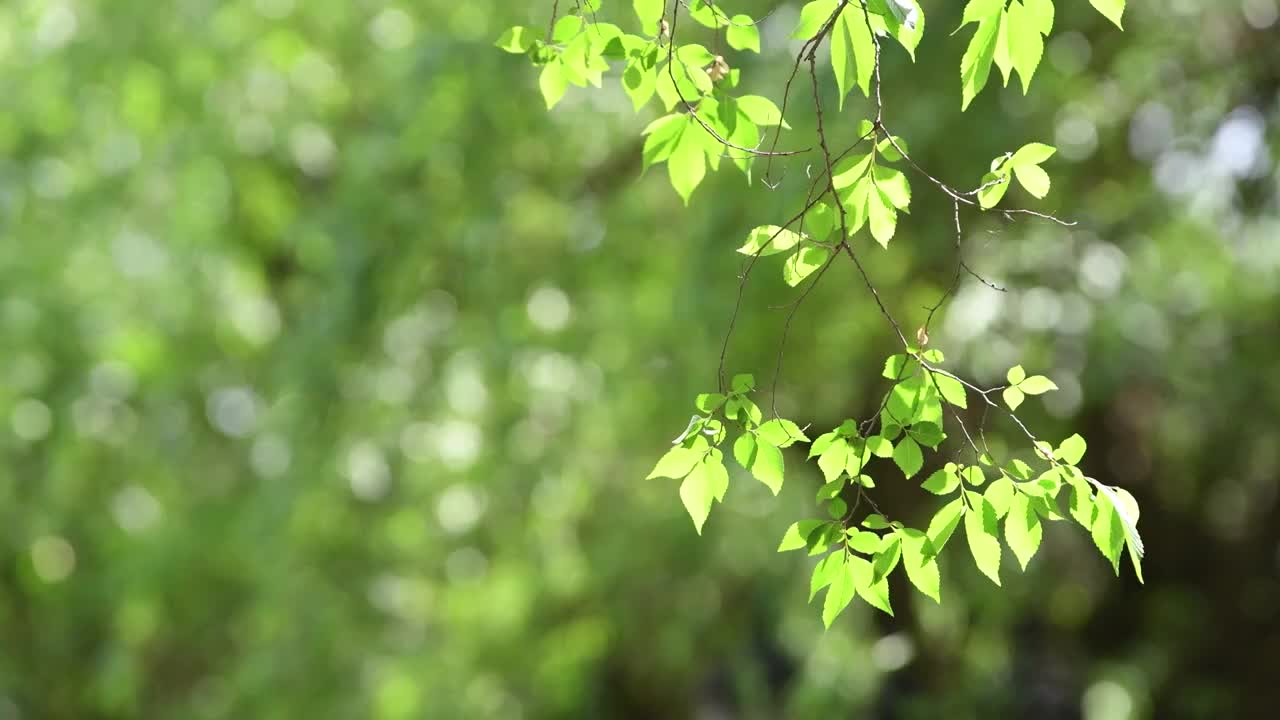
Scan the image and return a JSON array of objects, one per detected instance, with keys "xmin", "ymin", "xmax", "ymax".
[{"xmin": 2, "ymin": 0, "xmax": 1278, "ymax": 718}]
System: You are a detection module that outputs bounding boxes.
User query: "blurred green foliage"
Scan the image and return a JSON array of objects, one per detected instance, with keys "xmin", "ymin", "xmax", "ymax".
[{"xmin": 1, "ymin": 1, "xmax": 1278, "ymax": 718}]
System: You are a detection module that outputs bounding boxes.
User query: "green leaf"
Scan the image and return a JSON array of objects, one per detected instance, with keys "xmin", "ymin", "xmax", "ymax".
[
  {"xmin": 833, "ymin": 153, "xmax": 873, "ymax": 189},
  {"xmin": 862, "ymin": 514, "xmax": 891, "ymax": 530},
  {"xmin": 964, "ymin": 498, "xmax": 1003, "ymax": 585},
  {"xmin": 847, "ymin": 529, "xmax": 882, "ymax": 554},
  {"xmin": 622, "ymin": 59, "xmax": 657, "ymax": 110},
  {"xmin": 1011, "ymin": 142, "xmax": 1056, "ymax": 166},
  {"xmin": 1019, "ymin": 375, "xmax": 1058, "ymax": 394},
  {"xmin": 978, "ymin": 171, "xmax": 1010, "ymax": 209},
  {"xmin": 679, "ymin": 460, "xmax": 715, "ymax": 533},
  {"xmin": 866, "ymin": 435, "xmax": 894, "ymax": 458},
  {"xmin": 1090, "ymin": 491, "xmax": 1125, "ymax": 572},
  {"xmin": 726, "ymin": 15, "xmax": 760, "ymax": 52},
  {"xmin": 704, "ymin": 451, "xmax": 729, "ymax": 502},
  {"xmin": 960, "ymin": 465, "xmax": 986, "ymax": 487},
  {"xmin": 822, "ymin": 555, "xmax": 857, "ymax": 627},
  {"xmin": 909, "ymin": 422, "xmax": 944, "ymax": 449},
  {"xmin": 783, "ymin": 246, "xmax": 831, "ymax": 287},
  {"xmin": 737, "ymin": 225, "xmax": 804, "ymax": 257},
  {"xmin": 495, "ymin": 26, "xmax": 538, "ymax": 53},
  {"xmin": 899, "ymin": 528, "xmax": 941, "ymax": 602},
  {"xmin": 1024, "ymin": 0, "xmax": 1055, "ymax": 35},
  {"xmin": 750, "ymin": 438, "xmax": 786, "ymax": 494},
  {"xmin": 882, "ymin": 353, "xmax": 913, "ymax": 379},
  {"xmin": 984, "ymin": 476, "xmax": 1015, "ymax": 518},
  {"xmin": 809, "ymin": 430, "xmax": 838, "ymax": 458},
  {"xmin": 962, "ymin": 0, "xmax": 1006, "ymax": 25},
  {"xmin": 932, "ymin": 373, "xmax": 967, "ymax": 409},
  {"xmin": 893, "ymin": 436, "xmax": 923, "ymax": 478},
  {"xmin": 1006, "ymin": 0, "xmax": 1045, "ymax": 93},
  {"xmin": 1088, "ymin": 0, "xmax": 1125, "ymax": 28},
  {"xmin": 695, "ymin": 393, "xmax": 726, "ymax": 413},
  {"xmin": 844, "ymin": 438, "xmax": 873, "ymax": 476},
  {"xmin": 1068, "ymin": 474, "xmax": 1095, "ymax": 528},
  {"xmin": 641, "ymin": 114, "xmax": 685, "ymax": 168},
  {"xmin": 871, "ymin": 535, "xmax": 902, "ymax": 584},
  {"xmin": 817, "ymin": 477, "xmax": 845, "ymax": 501},
  {"xmin": 1013, "ymin": 163, "xmax": 1051, "ymax": 198},
  {"xmin": 927, "ymin": 498, "xmax": 965, "ymax": 552},
  {"xmin": 668, "ymin": 121, "xmax": 706, "ymax": 204},
  {"xmin": 779, "ymin": 520, "xmax": 824, "ymax": 552},
  {"xmin": 793, "ymin": 0, "xmax": 841, "ymax": 40},
  {"xmin": 647, "ymin": 446, "xmax": 703, "ymax": 479},
  {"xmin": 830, "ymin": 4, "xmax": 875, "ymax": 107},
  {"xmin": 922, "ymin": 467, "xmax": 959, "ymax": 495},
  {"xmin": 817, "ymin": 439, "xmax": 849, "ymax": 483},
  {"xmin": 731, "ymin": 433, "xmax": 753, "ymax": 473},
  {"xmin": 1006, "ymin": 365, "xmax": 1026, "ymax": 384},
  {"xmin": 1005, "ymin": 492, "xmax": 1042, "ymax": 570},
  {"xmin": 850, "ymin": 556, "xmax": 893, "ymax": 615},
  {"xmin": 873, "ymin": 166, "xmax": 912, "ymax": 211},
  {"xmin": 960, "ymin": 14, "xmax": 1000, "ymax": 110},
  {"xmin": 809, "ymin": 551, "xmax": 842, "ymax": 600},
  {"xmin": 827, "ymin": 497, "xmax": 848, "ymax": 519},
  {"xmin": 759, "ymin": 419, "xmax": 810, "ymax": 448},
  {"xmin": 539, "ymin": 60, "xmax": 570, "ymax": 109},
  {"xmin": 735, "ymin": 95, "xmax": 790, "ymax": 128},
  {"xmin": 1002, "ymin": 386, "xmax": 1025, "ymax": 411},
  {"xmin": 804, "ymin": 203, "xmax": 837, "ymax": 243},
  {"xmin": 552, "ymin": 15, "xmax": 583, "ymax": 43},
  {"xmin": 732, "ymin": 373, "xmax": 756, "ymax": 393},
  {"xmin": 1093, "ymin": 481, "xmax": 1145, "ymax": 562},
  {"xmin": 868, "ymin": 188, "xmax": 898, "ymax": 247}
]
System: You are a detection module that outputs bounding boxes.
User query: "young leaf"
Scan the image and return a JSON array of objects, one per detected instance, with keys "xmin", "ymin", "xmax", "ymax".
[
  {"xmin": 737, "ymin": 225, "xmax": 803, "ymax": 257},
  {"xmin": 1006, "ymin": 0, "xmax": 1045, "ymax": 93},
  {"xmin": 1010, "ymin": 142, "xmax": 1056, "ymax": 166},
  {"xmin": 850, "ymin": 556, "xmax": 893, "ymax": 615},
  {"xmin": 818, "ymin": 439, "xmax": 850, "ymax": 482},
  {"xmin": 868, "ymin": 189, "xmax": 898, "ymax": 247},
  {"xmin": 622, "ymin": 58, "xmax": 657, "ymax": 110},
  {"xmin": 866, "ymin": 435, "xmax": 894, "ymax": 458},
  {"xmin": 964, "ymin": 498, "xmax": 1003, "ymax": 585},
  {"xmin": 679, "ymin": 460, "xmax": 715, "ymax": 533},
  {"xmin": 1090, "ymin": 492, "xmax": 1125, "ymax": 572},
  {"xmin": 1088, "ymin": 0, "xmax": 1125, "ymax": 28},
  {"xmin": 873, "ymin": 166, "xmax": 912, "ymax": 211},
  {"xmin": 1005, "ymin": 492, "xmax": 1043, "ymax": 570},
  {"xmin": 726, "ymin": 15, "xmax": 760, "ymax": 52},
  {"xmin": 893, "ymin": 436, "xmax": 923, "ymax": 478},
  {"xmin": 927, "ymin": 498, "xmax": 965, "ymax": 551},
  {"xmin": 933, "ymin": 373, "xmax": 967, "ymax": 409},
  {"xmin": 783, "ymin": 246, "xmax": 831, "ymax": 286},
  {"xmin": 960, "ymin": 13, "xmax": 1000, "ymax": 110},
  {"xmin": 647, "ymin": 446, "xmax": 703, "ymax": 479},
  {"xmin": 1013, "ymin": 163, "xmax": 1051, "ymax": 198},
  {"xmin": 899, "ymin": 528, "xmax": 941, "ymax": 603},
  {"xmin": 984, "ymin": 476, "xmax": 1015, "ymax": 518},
  {"xmin": 830, "ymin": 5, "xmax": 875, "ymax": 106},
  {"xmin": 809, "ymin": 551, "xmax": 842, "ymax": 600},
  {"xmin": 793, "ymin": 0, "xmax": 841, "ymax": 40},
  {"xmin": 759, "ymin": 419, "xmax": 810, "ymax": 448},
  {"xmin": 817, "ymin": 477, "xmax": 845, "ymax": 501},
  {"xmin": 922, "ymin": 467, "xmax": 959, "ymax": 495},
  {"xmin": 732, "ymin": 374, "xmax": 756, "ymax": 393},
  {"xmin": 668, "ymin": 123, "xmax": 706, "ymax": 204},
  {"xmin": 735, "ymin": 95, "xmax": 790, "ymax": 128},
  {"xmin": 978, "ymin": 171, "xmax": 1010, "ymax": 208},
  {"xmin": 822, "ymin": 555, "xmax": 858, "ymax": 627},
  {"xmin": 495, "ymin": 26, "xmax": 538, "ymax": 53},
  {"xmin": 695, "ymin": 393, "xmax": 726, "ymax": 413},
  {"xmin": 751, "ymin": 438, "xmax": 786, "ymax": 494},
  {"xmin": 1006, "ymin": 364, "xmax": 1027, "ymax": 384},
  {"xmin": 778, "ymin": 519, "xmax": 824, "ymax": 552},
  {"xmin": 539, "ymin": 60, "xmax": 570, "ymax": 109},
  {"xmin": 871, "ymin": 535, "xmax": 902, "ymax": 584},
  {"xmin": 847, "ymin": 529, "xmax": 882, "ymax": 554},
  {"xmin": 1057, "ymin": 433, "xmax": 1087, "ymax": 465},
  {"xmin": 1002, "ymin": 385, "xmax": 1025, "ymax": 411},
  {"xmin": 1019, "ymin": 375, "xmax": 1058, "ymax": 394}
]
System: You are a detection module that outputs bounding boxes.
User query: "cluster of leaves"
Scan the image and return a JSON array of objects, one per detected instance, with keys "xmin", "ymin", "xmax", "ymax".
[
  {"xmin": 499, "ymin": 0, "xmax": 1143, "ymax": 627},
  {"xmin": 650, "ymin": 352, "xmax": 1144, "ymax": 627},
  {"xmin": 646, "ymin": 373, "xmax": 811, "ymax": 533},
  {"xmin": 960, "ymin": 0, "xmax": 1125, "ymax": 109}
]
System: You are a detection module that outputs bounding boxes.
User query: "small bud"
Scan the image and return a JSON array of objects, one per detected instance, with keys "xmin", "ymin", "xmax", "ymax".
[
  {"xmin": 916, "ymin": 325, "xmax": 930, "ymax": 347},
  {"xmin": 707, "ymin": 55, "xmax": 730, "ymax": 82}
]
